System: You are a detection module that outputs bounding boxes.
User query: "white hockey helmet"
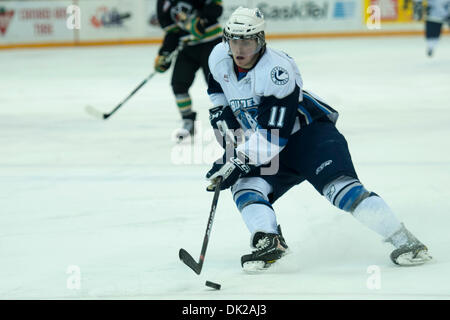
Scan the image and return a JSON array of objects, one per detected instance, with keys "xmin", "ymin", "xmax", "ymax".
[{"xmin": 223, "ymin": 7, "xmax": 266, "ymax": 47}]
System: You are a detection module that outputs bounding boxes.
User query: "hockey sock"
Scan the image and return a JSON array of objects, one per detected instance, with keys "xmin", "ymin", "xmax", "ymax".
[
  {"xmin": 175, "ymin": 93, "xmax": 192, "ymax": 115},
  {"xmin": 233, "ymin": 178, "xmax": 278, "ymax": 238},
  {"xmin": 352, "ymin": 195, "xmax": 405, "ymax": 245},
  {"xmin": 241, "ymin": 203, "xmax": 279, "ymax": 241},
  {"xmin": 426, "ymin": 38, "xmax": 439, "ymax": 52},
  {"xmin": 323, "ymin": 176, "xmax": 404, "ymax": 244}
]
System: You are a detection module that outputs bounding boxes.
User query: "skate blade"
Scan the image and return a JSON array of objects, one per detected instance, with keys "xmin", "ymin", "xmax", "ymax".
[
  {"xmin": 242, "ymin": 248, "xmax": 291, "ymax": 273},
  {"xmin": 242, "ymin": 260, "xmax": 277, "ymax": 273},
  {"xmin": 242, "ymin": 261, "xmax": 268, "ymax": 273},
  {"xmin": 395, "ymin": 250, "xmax": 432, "ymax": 266},
  {"xmin": 173, "ymin": 129, "xmax": 194, "ymax": 144}
]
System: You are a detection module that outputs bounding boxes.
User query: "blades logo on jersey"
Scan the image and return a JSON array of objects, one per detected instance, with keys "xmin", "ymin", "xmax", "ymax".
[{"xmin": 271, "ymin": 66, "xmax": 289, "ymax": 85}]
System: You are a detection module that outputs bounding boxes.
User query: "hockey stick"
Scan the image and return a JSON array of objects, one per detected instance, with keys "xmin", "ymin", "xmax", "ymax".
[
  {"xmin": 85, "ymin": 44, "xmax": 183, "ymax": 120},
  {"xmin": 85, "ymin": 72, "xmax": 157, "ymax": 120},
  {"xmin": 179, "ymin": 177, "xmax": 223, "ymax": 275}
]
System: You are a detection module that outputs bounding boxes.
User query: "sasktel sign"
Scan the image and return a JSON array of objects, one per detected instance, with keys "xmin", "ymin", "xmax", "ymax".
[{"xmin": 256, "ymin": 1, "xmax": 329, "ymax": 20}]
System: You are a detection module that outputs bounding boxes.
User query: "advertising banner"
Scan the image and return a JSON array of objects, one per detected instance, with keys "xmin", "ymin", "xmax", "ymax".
[
  {"xmin": 364, "ymin": 0, "xmax": 415, "ymax": 23},
  {"xmin": 0, "ymin": 0, "xmax": 429, "ymax": 49},
  {"xmin": 77, "ymin": 0, "xmax": 146, "ymax": 41},
  {"xmin": 251, "ymin": 0, "xmax": 363, "ymax": 33},
  {"xmin": 0, "ymin": 0, "xmax": 72, "ymax": 44}
]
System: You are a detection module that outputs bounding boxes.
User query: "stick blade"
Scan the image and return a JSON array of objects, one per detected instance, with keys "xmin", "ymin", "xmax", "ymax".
[
  {"xmin": 85, "ymin": 105, "xmax": 107, "ymax": 119},
  {"xmin": 179, "ymin": 248, "xmax": 202, "ymax": 275}
]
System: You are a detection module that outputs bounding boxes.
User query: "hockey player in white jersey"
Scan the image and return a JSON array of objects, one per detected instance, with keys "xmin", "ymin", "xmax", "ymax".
[
  {"xmin": 414, "ymin": 0, "xmax": 450, "ymax": 56},
  {"xmin": 205, "ymin": 7, "xmax": 432, "ymax": 272}
]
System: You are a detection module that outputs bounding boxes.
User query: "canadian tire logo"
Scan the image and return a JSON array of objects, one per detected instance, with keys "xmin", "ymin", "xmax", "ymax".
[
  {"xmin": 0, "ymin": 7, "xmax": 15, "ymax": 36},
  {"xmin": 90, "ymin": 6, "xmax": 131, "ymax": 28}
]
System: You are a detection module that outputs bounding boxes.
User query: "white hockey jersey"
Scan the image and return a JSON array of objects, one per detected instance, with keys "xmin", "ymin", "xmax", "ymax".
[
  {"xmin": 427, "ymin": 0, "xmax": 450, "ymax": 21},
  {"xmin": 207, "ymin": 42, "xmax": 338, "ymax": 166}
]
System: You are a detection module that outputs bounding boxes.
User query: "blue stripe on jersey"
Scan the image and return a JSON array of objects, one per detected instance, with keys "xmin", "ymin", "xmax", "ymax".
[
  {"xmin": 235, "ymin": 191, "xmax": 272, "ymax": 211},
  {"xmin": 298, "ymin": 104, "xmax": 312, "ymax": 124},
  {"xmin": 303, "ymin": 93, "xmax": 332, "ymax": 114}
]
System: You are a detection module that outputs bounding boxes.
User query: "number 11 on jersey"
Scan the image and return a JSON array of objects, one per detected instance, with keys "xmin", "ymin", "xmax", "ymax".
[{"xmin": 268, "ymin": 106, "xmax": 286, "ymax": 128}]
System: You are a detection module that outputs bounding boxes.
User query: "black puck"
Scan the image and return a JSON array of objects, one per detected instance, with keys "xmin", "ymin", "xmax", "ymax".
[{"xmin": 205, "ymin": 280, "xmax": 221, "ymax": 290}]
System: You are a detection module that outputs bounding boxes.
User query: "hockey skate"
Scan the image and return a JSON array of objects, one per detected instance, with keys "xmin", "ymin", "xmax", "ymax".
[
  {"xmin": 175, "ymin": 111, "xmax": 196, "ymax": 143},
  {"xmin": 385, "ymin": 223, "xmax": 432, "ymax": 266},
  {"xmin": 241, "ymin": 226, "xmax": 289, "ymax": 272}
]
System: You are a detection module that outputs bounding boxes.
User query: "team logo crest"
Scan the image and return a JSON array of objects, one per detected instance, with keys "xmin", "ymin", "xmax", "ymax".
[{"xmin": 270, "ymin": 66, "xmax": 289, "ymax": 85}]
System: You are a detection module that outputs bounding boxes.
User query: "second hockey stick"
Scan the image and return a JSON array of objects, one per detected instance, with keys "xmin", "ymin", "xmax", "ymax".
[
  {"xmin": 85, "ymin": 72, "xmax": 157, "ymax": 120},
  {"xmin": 179, "ymin": 177, "xmax": 223, "ymax": 275},
  {"xmin": 85, "ymin": 43, "xmax": 184, "ymax": 120}
]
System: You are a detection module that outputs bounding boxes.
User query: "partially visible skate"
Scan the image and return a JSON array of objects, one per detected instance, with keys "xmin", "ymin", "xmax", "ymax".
[
  {"xmin": 174, "ymin": 111, "xmax": 196, "ymax": 143},
  {"xmin": 385, "ymin": 223, "xmax": 432, "ymax": 266},
  {"xmin": 390, "ymin": 243, "xmax": 431, "ymax": 266},
  {"xmin": 241, "ymin": 225, "xmax": 289, "ymax": 272}
]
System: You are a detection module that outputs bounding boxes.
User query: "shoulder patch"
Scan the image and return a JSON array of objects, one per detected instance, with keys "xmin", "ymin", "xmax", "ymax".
[{"xmin": 270, "ymin": 66, "xmax": 289, "ymax": 85}]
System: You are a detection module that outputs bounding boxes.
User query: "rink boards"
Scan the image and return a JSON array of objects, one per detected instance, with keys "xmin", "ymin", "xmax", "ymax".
[{"xmin": 0, "ymin": 0, "xmax": 439, "ymax": 49}]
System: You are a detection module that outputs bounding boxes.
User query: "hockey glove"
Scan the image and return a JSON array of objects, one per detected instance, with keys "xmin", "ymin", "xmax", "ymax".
[
  {"xmin": 154, "ymin": 53, "xmax": 172, "ymax": 73},
  {"xmin": 175, "ymin": 11, "xmax": 206, "ymax": 40},
  {"xmin": 185, "ymin": 16, "xmax": 206, "ymax": 39},
  {"xmin": 206, "ymin": 151, "xmax": 252, "ymax": 191},
  {"xmin": 209, "ymin": 106, "xmax": 241, "ymax": 148}
]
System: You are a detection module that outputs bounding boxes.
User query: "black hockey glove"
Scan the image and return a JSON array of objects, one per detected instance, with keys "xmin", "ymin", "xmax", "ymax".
[
  {"xmin": 154, "ymin": 52, "xmax": 172, "ymax": 73},
  {"xmin": 206, "ymin": 151, "xmax": 253, "ymax": 191},
  {"xmin": 209, "ymin": 106, "xmax": 241, "ymax": 148}
]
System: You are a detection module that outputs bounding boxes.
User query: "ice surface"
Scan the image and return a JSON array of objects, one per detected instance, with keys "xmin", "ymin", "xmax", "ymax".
[{"xmin": 0, "ymin": 36, "xmax": 449, "ymax": 299}]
